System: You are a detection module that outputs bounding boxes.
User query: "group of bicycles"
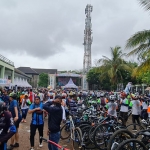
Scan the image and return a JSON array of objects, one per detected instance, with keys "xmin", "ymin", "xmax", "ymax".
[{"xmin": 60, "ymin": 97, "xmax": 150, "ymax": 150}]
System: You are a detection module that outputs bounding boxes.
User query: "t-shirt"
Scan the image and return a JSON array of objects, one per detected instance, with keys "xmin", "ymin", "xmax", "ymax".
[
  {"xmin": 29, "ymin": 103, "xmax": 44, "ymax": 125},
  {"xmin": 120, "ymin": 98, "xmax": 129, "ymax": 112},
  {"xmin": 108, "ymin": 102, "xmax": 117, "ymax": 117},
  {"xmin": 21, "ymin": 99, "xmax": 30, "ymax": 109},
  {"xmin": 9, "ymin": 100, "xmax": 21, "ymax": 119},
  {"xmin": 130, "ymin": 100, "xmax": 141, "ymax": 115},
  {"xmin": 39, "ymin": 93, "xmax": 44, "ymax": 101},
  {"xmin": 142, "ymin": 102, "xmax": 148, "ymax": 110}
]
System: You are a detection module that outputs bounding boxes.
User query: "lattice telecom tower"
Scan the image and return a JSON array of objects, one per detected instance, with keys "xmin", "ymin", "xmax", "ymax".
[{"xmin": 83, "ymin": 4, "xmax": 93, "ymax": 74}]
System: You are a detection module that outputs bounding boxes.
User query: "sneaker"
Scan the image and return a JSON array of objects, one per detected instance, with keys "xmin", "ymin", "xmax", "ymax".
[
  {"xmin": 7, "ymin": 145, "xmax": 14, "ymax": 150},
  {"xmin": 30, "ymin": 148, "xmax": 34, "ymax": 150},
  {"xmin": 13, "ymin": 143, "xmax": 19, "ymax": 147},
  {"xmin": 132, "ymin": 129, "xmax": 137, "ymax": 132},
  {"xmin": 39, "ymin": 144, "xmax": 43, "ymax": 148}
]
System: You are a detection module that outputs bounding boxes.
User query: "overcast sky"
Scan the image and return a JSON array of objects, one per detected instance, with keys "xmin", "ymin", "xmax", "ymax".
[{"xmin": 0, "ymin": 0, "xmax": 150, "ymax": 71}]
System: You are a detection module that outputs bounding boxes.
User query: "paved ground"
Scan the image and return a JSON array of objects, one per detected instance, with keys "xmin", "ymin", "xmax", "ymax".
[{"xmin": 8, "ymin": 114, "xmax": 72, "ymax": 150}]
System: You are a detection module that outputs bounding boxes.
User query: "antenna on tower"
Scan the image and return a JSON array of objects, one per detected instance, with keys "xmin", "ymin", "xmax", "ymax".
[{"xmin": 83, "ymin": 4, "xmax": 93, "ymax": 74}]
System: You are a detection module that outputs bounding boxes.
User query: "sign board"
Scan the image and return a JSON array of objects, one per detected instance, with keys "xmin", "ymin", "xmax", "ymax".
[{"xmin": 0, "ymin": 79, "xmax": 10, "ymax": 85}]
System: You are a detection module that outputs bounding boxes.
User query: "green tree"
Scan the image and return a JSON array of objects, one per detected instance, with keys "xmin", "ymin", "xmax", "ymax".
[
  {"xmin": 38, "ymin": 73, "xmax": 48, "ymax": 87},
  {"xmin": 98, "ymin": 46, "xmax": 131, "ymax": 89},
  {"xmin": 126, "ymin": 0, "xmax": 150, "ymax": 69}
]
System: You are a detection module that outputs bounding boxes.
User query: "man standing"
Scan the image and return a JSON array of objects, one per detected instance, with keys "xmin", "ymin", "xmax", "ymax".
[{"xmin": 43, "ymin": 96, "xmax": 63, "ymax": 150}]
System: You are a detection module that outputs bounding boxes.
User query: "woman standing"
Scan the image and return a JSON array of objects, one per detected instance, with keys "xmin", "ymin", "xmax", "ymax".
[
  {"xmin": 7, "ymin": 93, "xmax": 22, "ymax": 150},
  {"xmin": 21, "ymin": 94, "xmax": 31, "ymax": 123},
  {"xmin": 28, "ymin": 96, "xmax": 44, "ymax": 150}
]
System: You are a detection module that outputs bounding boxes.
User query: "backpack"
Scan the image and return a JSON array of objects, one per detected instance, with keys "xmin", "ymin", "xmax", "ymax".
[{"xmin": 101, "ymin": 98, "xmax": 106, "ymax": 106}]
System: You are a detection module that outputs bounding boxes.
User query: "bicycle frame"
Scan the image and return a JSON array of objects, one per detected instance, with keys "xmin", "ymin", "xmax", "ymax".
[{"xmin": 41, "ymin": 137, "xmax": 70, "ymax": 150}]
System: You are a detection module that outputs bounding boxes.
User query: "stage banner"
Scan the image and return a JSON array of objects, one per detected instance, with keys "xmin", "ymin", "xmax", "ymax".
[{"xmin": 49, "ymin": 74, "xmax": 56, "ymax": 89}]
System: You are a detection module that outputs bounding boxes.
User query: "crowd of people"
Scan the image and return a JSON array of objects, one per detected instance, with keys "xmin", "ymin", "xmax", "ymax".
[{"xmin": 0, "ymin": 87, "xmax": 150, "ymax": 150}]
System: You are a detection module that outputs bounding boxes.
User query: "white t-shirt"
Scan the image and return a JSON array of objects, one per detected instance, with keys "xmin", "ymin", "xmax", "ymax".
[
  {"xmin": 131, "ymin": 100, "xmax": 141, "ymax": 115},
  {"xmin": 39, "ymin": 92, "xmax": 44, "ymax": 101},
  {"xmin": 120, "ymin": 98, "xmax": 128, "ymax": 112},
  {"xmin": 21, "ymin": 99, "xmax": 30, "ymax": 109},
  {"xmin": 142, "ymin": 102, "xmax": 148, "ymax": 110},
  {"xmin": 108, "ymin": 102, "xmax": 117, "ymax": 117}
]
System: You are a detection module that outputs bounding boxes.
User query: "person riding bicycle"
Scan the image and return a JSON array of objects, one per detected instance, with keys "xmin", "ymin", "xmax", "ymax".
[{"xmin": 0, "ymin": 101, "xmax": 16, "ymax": 150}]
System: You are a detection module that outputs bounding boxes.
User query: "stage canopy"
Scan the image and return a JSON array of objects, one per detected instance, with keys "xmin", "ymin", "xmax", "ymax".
[{"xmin": 64, "ymin": 78, "xmax": 78, "ymax": 89}]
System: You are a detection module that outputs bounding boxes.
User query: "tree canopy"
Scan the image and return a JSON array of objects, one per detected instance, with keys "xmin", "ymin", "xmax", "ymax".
[{"xmin": 38, "ymin": 73, "xmax": 48, "ymax": 87}]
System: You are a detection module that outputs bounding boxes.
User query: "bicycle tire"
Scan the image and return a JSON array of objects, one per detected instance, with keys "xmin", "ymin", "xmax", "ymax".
[
  {"xmin": 107, "ymin": 129, "xmax": 134, "ymax": 150},
  {"xmin": 60, "ymin": 123, "xmax": 71, "ymax": 140},
  {"xmin": 72, "ymin": 127, "xmax": 82, "ymax": 150},
  {"xmin": 116, "ymin": 138, "xmax": 147, "ymax": 150},
  {"xmin": 81, "ymin": 125, "xmax": 96, "ymax": 149},
  {"xmin": 93, "ymin": 123, "xmax": 113, "ymax": 150}
]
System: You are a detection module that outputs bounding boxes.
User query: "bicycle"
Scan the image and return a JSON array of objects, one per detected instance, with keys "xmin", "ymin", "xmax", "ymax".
[{"xmin": 41, "ymin": 137, "xmax": 70, "ymax": 150}]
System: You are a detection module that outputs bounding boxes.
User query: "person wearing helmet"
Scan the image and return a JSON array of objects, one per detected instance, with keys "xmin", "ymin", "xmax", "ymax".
[
  {"xmin": 7, "ymin": 93, "xmax": 22, "ymax": 150},
  {"xmin": 119, "ymin": 92, "xmax": 129, "ymax": 126},
  {"xmin": 0, "ymin": 101, "xmax": 16, "ymax": 150},
  {"xmin": 107, "ymin": 96, "xmax": 118, "ymax": 117}
]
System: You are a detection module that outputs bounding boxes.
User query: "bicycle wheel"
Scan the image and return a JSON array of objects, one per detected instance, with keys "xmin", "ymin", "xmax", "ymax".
[
  {"xmin": 116, "ymin": 139, "xmax": 147, "ymax": 150},
  {"xmin": 93, "ymin": 123, "xmax": 113, "ymax": 150},
  {"xmin": 72, "ymin": 127, "xmax": 82, "ymax": 150},
  {"xmin": 107, "ymin": 129, "xmax": 134, "ymax": 150},
  {"xmin": 60, "ymin": 123, "xmax": 71, "ymax": 140},
  {"xmin": 89, "ymin": 125, "xmax": 97, "ymax": 143},
  {"xmin": 81, "ymin": 125, "xmax": 96, "ymax": 149}
]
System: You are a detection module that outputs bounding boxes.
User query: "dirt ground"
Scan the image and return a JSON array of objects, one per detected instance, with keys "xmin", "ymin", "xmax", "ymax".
[{"xmin": 8, "ymin": 114, "xmax": 72, "ymax": 150}]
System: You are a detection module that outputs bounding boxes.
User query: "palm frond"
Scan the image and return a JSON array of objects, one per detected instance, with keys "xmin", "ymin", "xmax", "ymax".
[
  {"xmin": 126, "ymin": 30, "xmax": 150, "ymax": 49},
  {"xmin": 139, "ymin": 0, "xmax": 150, "ymax": 11}
]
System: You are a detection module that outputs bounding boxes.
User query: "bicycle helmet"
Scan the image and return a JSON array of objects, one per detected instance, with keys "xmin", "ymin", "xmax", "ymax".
[
  {"xmin": 100, "ymin": 93, "xmax": 104, "ymax": 97},
  {"xmin": 9, "ymin": 93, "xmax": 17, "ymax": 99}
]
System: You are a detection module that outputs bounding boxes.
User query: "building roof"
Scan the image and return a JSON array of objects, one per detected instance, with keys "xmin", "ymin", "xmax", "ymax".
[
  {"xmin": 14, "ymin": 68, "xmax": 31, "ymax": 79},
  {"xmin": 32, "ymin": 68, "xmax": 57, "ymax": 74},
  {"xmin": 17, "ymin": 67, "xmax": 39, "ymax": 75}
]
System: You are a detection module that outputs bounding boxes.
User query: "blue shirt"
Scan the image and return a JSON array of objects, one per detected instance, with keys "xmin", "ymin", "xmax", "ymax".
[
  {"xmin": 2, "ymin": 95, "xmax": 9, "ymax": 106},
  {"xmin": 9, "ymin": 100, "xmax": 21, "ymax": 119},
  {"xmin": 29, "ymin": 103, "xmax": 44, "ymax": 125}
]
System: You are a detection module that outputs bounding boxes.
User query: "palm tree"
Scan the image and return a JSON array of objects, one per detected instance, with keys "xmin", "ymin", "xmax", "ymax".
[
  {"xmin": 98, "ymin": 46, "xmax": 131, "ymax": 88},
  {"xmin": 126, "ymin": 0, "xmax": 150, "ymax": 69}
]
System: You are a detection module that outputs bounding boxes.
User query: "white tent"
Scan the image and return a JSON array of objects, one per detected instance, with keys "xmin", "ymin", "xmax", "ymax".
[{"xmin": 64, "ymin": 78, "xmax": 78, "ymax": 89}]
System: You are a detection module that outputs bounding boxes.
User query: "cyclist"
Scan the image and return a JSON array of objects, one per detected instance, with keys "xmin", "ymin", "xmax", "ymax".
[
  {"xmin": 28, "ymin": 96, "xmax": 44, "ymax": 150},
  {"xmin": 107, "ymin": 95, "xmax": 118, "ymax": 118},
  {"xmin": 119, "ymin": 92, "xmax": 129, "ymax": 126},
  {"xmin": 0, "ymin": 101, "xmax": 16, "ymax": 150}
]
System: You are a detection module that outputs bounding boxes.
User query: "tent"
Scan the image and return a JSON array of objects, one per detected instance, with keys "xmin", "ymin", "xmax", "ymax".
[{"xmin": 64, "ymin": 78, "xmax": 78, "ymax": 89}]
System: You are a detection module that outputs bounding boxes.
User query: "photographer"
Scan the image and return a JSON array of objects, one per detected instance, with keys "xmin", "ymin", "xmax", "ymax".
[{"xmin": 43, "ymin": 96, "xmax": 63, "ymax": 150}]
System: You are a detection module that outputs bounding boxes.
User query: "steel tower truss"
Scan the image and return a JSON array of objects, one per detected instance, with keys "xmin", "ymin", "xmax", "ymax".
[{"xmin": 83, "ymin": 4, "xmax": 93, "ymax": 74}]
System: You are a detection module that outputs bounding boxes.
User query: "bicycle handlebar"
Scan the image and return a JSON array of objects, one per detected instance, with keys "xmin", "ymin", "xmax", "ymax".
[{"xmin": 40, "ymin": 137, "xmax": 70, "ymax": 150}]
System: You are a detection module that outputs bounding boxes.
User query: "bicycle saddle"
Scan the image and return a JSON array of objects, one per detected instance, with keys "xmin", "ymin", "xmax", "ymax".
[{"xmin": 140, "ymin": 131, "xmax": 150, "ymax": 137}]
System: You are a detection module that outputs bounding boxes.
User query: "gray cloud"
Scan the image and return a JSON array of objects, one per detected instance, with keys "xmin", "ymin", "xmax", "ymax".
[{"xmin": 0, "ymin": 0, "xmax": 150, "ymax": 69}]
